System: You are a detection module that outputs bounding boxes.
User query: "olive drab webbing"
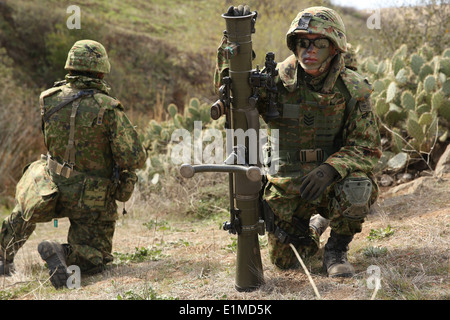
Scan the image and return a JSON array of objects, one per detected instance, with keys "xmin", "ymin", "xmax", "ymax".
[
  {"xmin": 41, "ymin": 89, "xmax": 97, "ymax": 123},
  {"xmin": 333, "ymin": 75, "xmax": 358, "ymax": 149},
  {"xmin": 44, "ymin": 91, "xmax": 117, "ymax": 212},
  {"xmin": 65, "ymin": 99, "xmax": 80, "ymax": 169}
]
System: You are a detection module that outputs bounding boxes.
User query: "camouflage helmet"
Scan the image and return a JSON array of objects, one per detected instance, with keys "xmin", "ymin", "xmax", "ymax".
[
  {"xmin": 286, "ymin": 7, "xmax": 347, "ymax": 54},
  {"xmin": 65, "ymin": 40, "xmax": 111, "ymax": 74}
]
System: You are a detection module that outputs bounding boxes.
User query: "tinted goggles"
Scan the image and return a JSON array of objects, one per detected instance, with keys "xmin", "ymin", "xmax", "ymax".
[{"xmin": 296, "ymin": 38, "xmax": 331, "ymax": 49}]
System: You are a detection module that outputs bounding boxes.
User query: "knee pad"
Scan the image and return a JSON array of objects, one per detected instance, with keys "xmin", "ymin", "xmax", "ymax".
[{"xmin": 333, "ymin": 175, "xmax": 373, "ymax": 220}]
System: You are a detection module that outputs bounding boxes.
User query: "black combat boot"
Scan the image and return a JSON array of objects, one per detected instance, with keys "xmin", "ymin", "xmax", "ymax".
[
  {"xmin": 323, "ymin": 230, "xmax": 355, "ymax": 277},
  {"xmin": 0, "ymin": 256, "xmax": 15, "ymax": 276},
  {"xmin": 38, "ymin": 240, "xmax": 70, "ymax": 289}
]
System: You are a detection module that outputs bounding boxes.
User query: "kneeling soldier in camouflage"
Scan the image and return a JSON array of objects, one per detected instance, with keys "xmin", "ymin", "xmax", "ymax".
[
  {"xmin": 215, "ymin": 6, "xmax": 381, "ymax": 277},
  {"xmin": 0, "ymin": 40, "xmax": 146, "ymax": 288}
]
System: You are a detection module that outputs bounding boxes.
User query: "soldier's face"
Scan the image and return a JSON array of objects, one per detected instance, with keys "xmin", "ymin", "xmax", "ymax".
[{"xmin": 296, "ymin": 34, "xmax": 335, "ymax": 75}]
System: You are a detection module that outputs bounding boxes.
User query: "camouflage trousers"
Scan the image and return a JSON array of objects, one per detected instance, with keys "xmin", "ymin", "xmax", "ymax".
[
  {"xmin": 0, "ymin": 165, "xmax": 118, "ymax": 274},
  {"xmin": 264, "ymin": 171, "xmax": 378, "ymax": 269},
  {"xmin": 0, "ymin": 208, "xmax": 115, "ymax": 274}
]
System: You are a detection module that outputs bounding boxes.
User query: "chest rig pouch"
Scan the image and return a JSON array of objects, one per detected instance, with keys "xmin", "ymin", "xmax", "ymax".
[{"xmin": 268, "ymin": 84, "xmax": 347, "ymax": 173}]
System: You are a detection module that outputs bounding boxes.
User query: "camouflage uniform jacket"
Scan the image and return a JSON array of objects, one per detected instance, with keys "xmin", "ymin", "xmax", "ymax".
[
  {"xmin": 39, "ymin": 74, "xmax": 146, "ymax": 215},
  {"xmin": 263, "ymin": 53, "xmax": 382, "ymax": 194}
]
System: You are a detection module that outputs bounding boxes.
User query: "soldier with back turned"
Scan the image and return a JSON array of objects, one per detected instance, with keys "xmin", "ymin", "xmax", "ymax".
[{"xmin": 0, "ymin": 40, "xmax": 146, "ymax": 288}]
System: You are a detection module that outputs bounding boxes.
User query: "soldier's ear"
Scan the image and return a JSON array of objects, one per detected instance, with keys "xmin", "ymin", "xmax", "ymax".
[{"xmin": 329, "ymin": 43, "xmax": 336, "ymax": 56}]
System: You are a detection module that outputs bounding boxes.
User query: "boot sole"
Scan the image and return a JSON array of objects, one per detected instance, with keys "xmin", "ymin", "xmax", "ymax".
[
  {"xmin": 38, "ymin": 241, "xmax": 68, "ymax": 289},
  {"xmin": 328, "ymin": 272, "xmax": 354, "ymax": 278},
  {"xmin": 323, "ymin": 264, "xmax": 355, "ymax": 278}
]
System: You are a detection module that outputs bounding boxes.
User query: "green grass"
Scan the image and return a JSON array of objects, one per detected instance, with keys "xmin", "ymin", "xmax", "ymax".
[
  {"xmin": 367, "ymin": 225, "xmax": 396, "ymax": 241},
  {"xmin": 113, "ymin": 246, "xmax": 166, "ymax": 264},
  {"xmin": 143, "ymin": 219, "xmax": 171, "ymax": 231},
  {"xmin": 362, "ymin": 245, "xmax": 388, "ymax": 257},
  {"xmin": 116, "ymin": 282, "xmax": 177, "ymax": 300}
]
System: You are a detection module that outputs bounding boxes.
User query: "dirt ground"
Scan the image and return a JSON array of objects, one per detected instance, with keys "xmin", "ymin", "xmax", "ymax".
[{"xmin": 1, "ymin": 170, "xmax": 448, "ymax": 301}]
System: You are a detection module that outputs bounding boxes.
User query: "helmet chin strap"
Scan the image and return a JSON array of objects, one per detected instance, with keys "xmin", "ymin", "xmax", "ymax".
[{"xmin": 318, "ymin": 54, "xmax": 335, "ymax": 73}]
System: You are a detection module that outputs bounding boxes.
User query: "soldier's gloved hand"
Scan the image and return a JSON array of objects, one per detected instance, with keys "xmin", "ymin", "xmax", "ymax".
[
  {"xmin": 299, "ymin": 164, "xmax": 340, "ymax": 201},
  {"xmin": 225, "ymin": 5, "xmax": 251, "ymax": 16}
]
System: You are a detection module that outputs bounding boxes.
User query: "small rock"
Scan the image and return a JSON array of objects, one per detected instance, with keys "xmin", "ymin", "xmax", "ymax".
[
  {"xmin": 387, "ymin": 152, "xmax": 408, "ymax": 170},
  {"xmin": 435, "ymin": 143, "xmax": 450, "ymax": 178},
  {"xmin": 398, "ymin": 172, "xmax": 413, "ymax": 183},
  {"xmin": 380, "ymin": 174, "xmax": 394, "ymax": 187}
]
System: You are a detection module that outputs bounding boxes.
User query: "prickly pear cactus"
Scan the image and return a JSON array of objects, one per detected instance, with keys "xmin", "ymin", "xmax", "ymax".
[
  {"xmin": 401, "ymin": 91, "xmax": 415, "ymax": 111},
  {"xmin": 407, "ymin": 117, "xmax": 424, "ymax": 144},
  {"xmin": 410, "ymin": 54, "xmax": 425, "ymax": 75},
  {"xmin": 140, "ymin": 96, "xmax": 226, "ymax": 182},
  {"xmin": 423, "ymin": 75, "xmax": 436, "ymax": 93},
  {"xmin": 360, "ymin": 44, "xmax": 449, "ymax": 164}
]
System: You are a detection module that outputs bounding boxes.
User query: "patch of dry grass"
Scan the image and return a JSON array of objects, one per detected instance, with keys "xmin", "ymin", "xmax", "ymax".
[{"xmin": 1, "ymin": 169, "xmax": 448, "ymax": 300}]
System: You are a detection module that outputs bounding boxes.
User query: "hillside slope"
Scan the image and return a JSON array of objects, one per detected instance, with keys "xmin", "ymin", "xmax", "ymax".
[{"xmin": 0, "ymin": 0, "xmax": 370, "ymax": 112}]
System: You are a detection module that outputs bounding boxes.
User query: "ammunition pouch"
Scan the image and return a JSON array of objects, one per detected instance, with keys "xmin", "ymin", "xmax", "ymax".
[
  {"xmin": 78, "ymin": 176, "xmax": 112, "ymax": 211},
  {"xmin": 16, "ymin": 159, "xmax": 59, "ymax": 222},
  {"xmin": 113, "ymin": 170, "xmax": 138, "ymax": 202},
  {"xmin": 44, "ymin": 154, "xmax": 113, "ymax": 211}
]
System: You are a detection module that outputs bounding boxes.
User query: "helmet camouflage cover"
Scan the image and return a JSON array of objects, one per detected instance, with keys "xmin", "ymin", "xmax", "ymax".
[
  {"xmin": 286, "ymin": 6, "xmax": 347, "ymax": 54},
  {"xmin": 343, "ymin": 42, "xmax": 358, "ymax": 70},
  {"xmin": 65, "ymin": 39, "xmax": 111, "ymax": 74}
]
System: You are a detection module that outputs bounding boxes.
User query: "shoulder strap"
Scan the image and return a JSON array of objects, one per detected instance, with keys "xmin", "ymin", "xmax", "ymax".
[
  {"xmin": 41, "ymin": 89, "xmax": 98, "ymax": 158},
  {"xmin": 332, "ymin": 74, "xmax": 359, "ymax": 150},
  {"xmin": 42, "ymin": 89, "xmax": 96, "ymax": 123},
  {"xmin": 63, "ymin": 99, "xmax": 82, "ymax": 167},
  {"xmin": 335, "ymin": 75, "xmax": 357, "ymax": 123}
]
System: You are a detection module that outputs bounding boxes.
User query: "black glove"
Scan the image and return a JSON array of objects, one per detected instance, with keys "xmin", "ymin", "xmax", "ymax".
[
  {"xmin": 225, "ymin": 5, "xmax": 251, "ymax": 16},
  {"xmin": 299, "ymin": 164, "xmax": 340, "ymax": 201},
  {"xmin": 114, "ymin": 170, "xmax": 138, "ymax": 202}
]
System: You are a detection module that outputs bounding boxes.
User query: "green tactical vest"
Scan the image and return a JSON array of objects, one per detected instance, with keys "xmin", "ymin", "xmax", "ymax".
[{"xmin": 267, "ymin": 56, "xmax": 360, "ymax": 174}]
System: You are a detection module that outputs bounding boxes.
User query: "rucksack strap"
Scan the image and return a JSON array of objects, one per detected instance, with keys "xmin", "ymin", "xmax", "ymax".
[
  {"xmin": 335, "ymin": 75, "xmax": 357, "ymax": 123},
  {"xmin": 63, "ymin": 99, "xmax": 81, "ymax": 167},
  {"xmin": 41, "ymin": 89, "xmax": 96, "ymax": 123},
  {"xmin": 333, "ymin": 75, "xmax": 358, "ymax": 149}
]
